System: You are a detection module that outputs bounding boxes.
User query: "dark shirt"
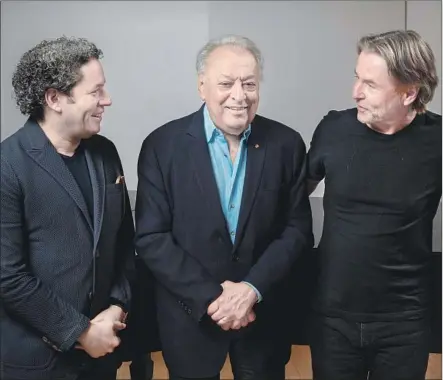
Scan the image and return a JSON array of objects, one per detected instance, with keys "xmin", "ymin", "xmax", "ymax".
[
  {"xmin": 307, "ymin": 108, "xmax": 442, "ymax": 321},
  {"xmin": 60, "ymin": 143, "xmax": 94, "ymax": 224}
]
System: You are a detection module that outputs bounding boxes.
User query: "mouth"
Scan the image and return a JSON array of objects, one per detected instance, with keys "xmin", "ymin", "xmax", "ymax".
[
  {"xmin": 226, "ymin": 106, "xmax": 248, "ymax": 111},
  {"xmin": 91, "ymin": 114, "xmax": 103, "ymax": 121},
  {"xmin": 357, "ymin": 105, "xmax": 367, "ymax": 111}
]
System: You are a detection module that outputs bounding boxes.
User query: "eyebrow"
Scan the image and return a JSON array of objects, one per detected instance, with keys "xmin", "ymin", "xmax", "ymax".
[
  {"xmin": 354, "ymin": 70, "xmax": 376, "ymax": 85},
  {"xmin": 90, "ymin": 82, "xmax": 105, "ymax": 91},
  {"xmin": 220, "ymin": 75, "xmax": 256, "ymax": 81}
]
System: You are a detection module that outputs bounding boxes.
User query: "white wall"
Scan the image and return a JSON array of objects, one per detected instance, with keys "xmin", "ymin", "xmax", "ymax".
[
  {"xmin": 406, "ymin": 0, "xmax": 442, "ymax": 114},
  {"xmin": 1, "ymin": 1, "xmax": 209, "ymax": 191},
  {"xmin": 207, "ymin": 0, "xmax": 406, "ymax": 196},
  {"xmin": 2, "ymin": 0, "xmax": 409, "ymax": 191},
  {"xmin": 2, "ymin": 1, "xmax": 441, "ymax": 249}
]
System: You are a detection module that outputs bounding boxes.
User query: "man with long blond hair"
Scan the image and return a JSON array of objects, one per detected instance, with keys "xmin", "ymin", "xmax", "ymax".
[{"xmin": 307, "ymin": 30, "xmax": 441, "ymax": 380}]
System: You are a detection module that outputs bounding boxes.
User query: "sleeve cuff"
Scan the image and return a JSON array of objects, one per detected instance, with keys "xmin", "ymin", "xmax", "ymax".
[
  {"xmin": 241, "ymin": 281, "xmax": 263, "ymax": 303},
  {"xmin": 59, "ymin": 315, "xmax": 90, "ymax": 352},
  {"xmin": 109, "ymin": 297, "xmax": 128, "ymax": 313}
]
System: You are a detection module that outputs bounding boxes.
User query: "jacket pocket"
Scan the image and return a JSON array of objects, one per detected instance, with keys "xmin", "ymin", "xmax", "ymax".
[{"xmin": 1, "ymin": 318, "xmax": 57, "ymax": 369}]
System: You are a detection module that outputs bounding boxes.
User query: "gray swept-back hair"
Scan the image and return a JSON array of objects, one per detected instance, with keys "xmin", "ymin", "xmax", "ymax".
[
  {"xmin": 357, "ymin": 30, "xmax": 438, "ymax": 113},
  {"xmin": 12, "ymin": 36, "xmax": 103, "ymax": 121},
  {"xmin": 196, "ymin": 34, "xmax": 264, "ymax": 79}
]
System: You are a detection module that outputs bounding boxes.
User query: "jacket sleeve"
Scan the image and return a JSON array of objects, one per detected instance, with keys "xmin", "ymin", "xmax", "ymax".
[
  {"xmin": 0, "ymin": 155, "xmax": 90, "ymax": 352},
  {"xmin": 243, "ymin": 133, "xmax": 314, "ymax": 297}
]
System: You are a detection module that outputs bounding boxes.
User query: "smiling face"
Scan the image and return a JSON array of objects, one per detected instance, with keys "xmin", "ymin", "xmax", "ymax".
[
  {"xmin": 58, "ymin": 58, "xmax": 112, "ymax": 139},
  {"xmin": 197, "ymin": 45, "xmax": 260, "ymax": 136},
  {"xmin": 352, "ymin": 50, "xmax": 416, "ymax": 129}
]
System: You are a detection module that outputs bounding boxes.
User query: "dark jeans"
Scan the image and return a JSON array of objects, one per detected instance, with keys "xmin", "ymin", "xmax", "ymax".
[
  {"xmin": 309, "ymin": 313, "xmax": 430, "ymax": 380},
  {"xmin": 169, "ymin": 336, "xmax": 287, "ymax": 380}
]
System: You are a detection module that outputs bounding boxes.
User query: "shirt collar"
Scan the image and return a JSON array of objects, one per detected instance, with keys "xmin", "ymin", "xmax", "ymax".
[{"xmin": 203, "ymin": 104, "xmax": 251, "ymax": 143}]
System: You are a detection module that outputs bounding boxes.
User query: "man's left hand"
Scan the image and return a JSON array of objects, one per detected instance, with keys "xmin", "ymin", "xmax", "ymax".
[{"xmin": 207, "ymin": 281, "xmax": 258, "ymax": 330}]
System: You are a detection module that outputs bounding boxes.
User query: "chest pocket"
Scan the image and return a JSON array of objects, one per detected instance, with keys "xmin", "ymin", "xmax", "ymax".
[{"xmin": 103, "ymin": 158, "xmax": 126, "ymax": 231}]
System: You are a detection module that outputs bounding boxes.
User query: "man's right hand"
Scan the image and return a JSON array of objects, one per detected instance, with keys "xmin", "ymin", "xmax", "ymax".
[{"xmin": 75, "ymin": 319, "xmax": 126, "ymax": 358}]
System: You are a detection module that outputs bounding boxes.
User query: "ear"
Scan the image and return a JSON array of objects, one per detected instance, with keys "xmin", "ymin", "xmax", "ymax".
[
  {"xmin": 44, "ymin": 88, "xmax": 63, "ymax": 113},
  {"xmin": 197, "ymin": 74, "xmax": 205, "ymax": 101},
  {"xmin": 402, "ymin": 85, "xmax": 419, "ymax": 107}
]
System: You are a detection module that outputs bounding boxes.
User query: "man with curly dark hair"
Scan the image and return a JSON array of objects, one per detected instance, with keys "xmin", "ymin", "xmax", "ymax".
[{"xmin": 1, "ymin": 36, "xmax": 136, "ymax": 380}]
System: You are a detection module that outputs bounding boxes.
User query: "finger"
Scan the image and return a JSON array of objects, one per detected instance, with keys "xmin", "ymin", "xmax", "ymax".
[
  {"xmin": 113, "ymin": 321, "xmax": 126, "ymax": 331},
  {"xmin": 113, "ymin": 336, "xmax": 121, "ymax": 347},
  {"xmin": 91, "ymin": 352, "xmax": 106, "ymax": 359},
  {"xmin": 230, "ymin": 320, "xmax": 242, "ymax": 330},
  {"xmin": 207, "ymin": 300, "xmax": 219, "ymax": 316},
  {"xmin": 240, "ymin": 317, "xmax": 249, "ymax": 327},
  {"xmin": 247, "ymin": 311, "xmax": 256, "ymax": 322},
  {"xmin": 108, "ymin": 336, "xmax": 120, "ymax": 352},
  {"xmin": 211, "ymin": 303, "xmax": 228, "ymax": 321},
  {"xmin": 220, "ymin": 321, "xmax": 232, "ymax": 331},
  {"xmin": 211, "ymin": 310, "xmax": 227, "ymax": 322},
  {"xmin": 217, "ymin": 316, "xmax": 231, "ymax": 326}
]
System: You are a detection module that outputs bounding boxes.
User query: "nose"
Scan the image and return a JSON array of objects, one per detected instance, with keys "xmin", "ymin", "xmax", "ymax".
[
  {"xmin": 352, "ymin": 80, "xmax": 364, "ymax": 101},
  {"xmin": 231, "ymin": 79, "xmax": 246, "ymax": 102},
  {"xmin": 99, "ymin": 89, "xmax": 112, "ymax": 106}
]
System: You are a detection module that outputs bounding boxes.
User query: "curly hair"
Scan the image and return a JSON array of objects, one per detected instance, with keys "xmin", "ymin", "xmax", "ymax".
[{"xmin": 12, "ymin": 36, "xmax": 103, "ymax": 121}]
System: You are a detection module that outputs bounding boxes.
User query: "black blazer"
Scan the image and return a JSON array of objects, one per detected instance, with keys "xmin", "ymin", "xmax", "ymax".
[
  {"xmin": 0, "ymin": 119, "xmax": 135, "ymax": 379},
  {"xmin": 134, "ymin": 106, "xmax": 313, "ymax": 377}
]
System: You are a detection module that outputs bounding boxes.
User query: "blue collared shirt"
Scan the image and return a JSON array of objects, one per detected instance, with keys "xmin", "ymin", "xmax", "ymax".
[{"xmin": 203, "ymin": 105, "xmax": 262, "ymax": 302}]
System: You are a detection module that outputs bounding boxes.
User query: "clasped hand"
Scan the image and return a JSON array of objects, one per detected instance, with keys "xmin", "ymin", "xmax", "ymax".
[
  {"xmin": 207, "ymin": 281, "xmax": 257, "ymax": 331},
  {"xmin": 75, "ymin": 305, "xmax": 126, "ymax": 358}
]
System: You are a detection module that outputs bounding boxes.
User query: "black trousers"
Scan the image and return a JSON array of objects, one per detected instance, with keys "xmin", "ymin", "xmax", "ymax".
[
  {"xmin": 130, "ymin": 354, "xmax": 154, "ymax": 380},
  {"xmin": 77, "ymin": 368, "xmax": 117, "ymax": 380},
  {"xmin": 47, "ymin": 350, "xmax": 120, "ymax": 380},
  {"xmin": 309, "ymin": 313, "xmax": 430, "ymax": 380},
  {"xmin": 169, "ymin": 336, "xmax": 287, "ymax": 380},
  {"xmin": 75, "ymin": 354, "xmax": 153, "ymax": 380}
]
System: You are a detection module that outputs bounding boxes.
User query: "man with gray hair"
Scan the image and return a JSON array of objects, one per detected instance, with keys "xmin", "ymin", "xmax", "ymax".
[
  {"xmin": 1, "ymin": 36, "xmax": 135, "ymax": 380},
  {"xmin": 135, "ymin": 34, "xmax": 313, "ymax": 379},
  {"xmin": 307, "ymin": 30, "xmax": 441, "ymax": 380}
]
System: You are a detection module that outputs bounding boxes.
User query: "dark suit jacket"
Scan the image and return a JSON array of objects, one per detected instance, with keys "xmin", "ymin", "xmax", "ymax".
[
  {"xmin": 0, "ymin": 119, "xmax": 135, "ymax": 380},
  {"xmin": 118, "ymin": 254, "xmax": 161, "ymax": 359},
  {"xmin": 134, "ymin": 105, "xmax": 313, "ymax": 377}
]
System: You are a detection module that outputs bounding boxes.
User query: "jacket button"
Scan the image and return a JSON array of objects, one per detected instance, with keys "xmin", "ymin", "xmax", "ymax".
[{"xmin": 232, "ymin": 255, "xmax": 240, "ymax": 262}]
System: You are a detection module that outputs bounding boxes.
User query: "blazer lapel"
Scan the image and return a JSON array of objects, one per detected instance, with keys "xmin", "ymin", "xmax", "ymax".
[
  {"xmin": 24, "ymin": 120, "xmax": 93, "ymax": 231},
  {"xmin": 233, "ymin": 117, "xmax": 267, "ymax": 252},
  {"xmin": 84, "ymin": 146, "xmax": 105, "ymax": 251},
  {"xmin": 186, "ymin": 107, "xmax": 231, "ymax": 242}
]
